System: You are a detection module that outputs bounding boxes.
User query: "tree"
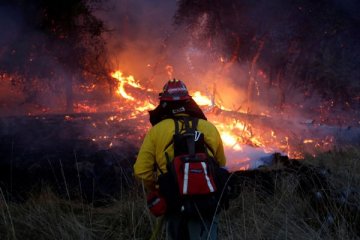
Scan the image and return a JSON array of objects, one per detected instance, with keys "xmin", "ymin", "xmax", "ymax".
[
  {"xmin": 174, "ymin": 0, "xmax": 360, "ymax": 112},
  {"xmin": 0, "ymin": 0, "xmax": 108, "ymax": 113}
]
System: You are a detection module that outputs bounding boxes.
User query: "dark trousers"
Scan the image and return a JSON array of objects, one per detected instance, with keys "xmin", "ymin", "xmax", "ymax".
[{"xmin": 165, "ymin": 213, "xmax": 218, "ymax": 240}]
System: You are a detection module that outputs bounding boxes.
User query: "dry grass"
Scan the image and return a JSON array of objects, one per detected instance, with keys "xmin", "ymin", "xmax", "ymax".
[
  {"xmin": 1, "ymin": 147, "xmax": 359, "ymax": 240},
  {"xmin": 0, "ymin": 186, "xmax": 153, "ymax": 240}
]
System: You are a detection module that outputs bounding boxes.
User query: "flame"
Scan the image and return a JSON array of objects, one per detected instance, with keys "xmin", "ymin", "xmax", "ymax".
[
  {"xmin": 165, "ymin": 65, "xmax": 174, "ymax": 79},
  {"xmin": 221, "ymin": 131, "xmax": 243, "ymax": 151},
  {"xmin": 135, "ymin": 101, "xmax": 156, "ymax": 112},
  {"xmin": 32, "ymin": 66, "xmax": 335, "ymax": 170},
  {"xmin": 111, "ymin": 70, "xmax": 142, "ymax": 100},
  {"xmin": 192, "ymin": 91, "xmax": 213, "ymax": 106},
  {"xmin": 108, "ymin": 69, "xmax": 318, "ymax": 161}
]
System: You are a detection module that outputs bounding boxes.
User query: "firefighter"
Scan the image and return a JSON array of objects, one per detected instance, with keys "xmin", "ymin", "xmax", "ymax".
[{"xmin": 134, "ymin": 79, "xmax": 226, "ymax": 240}]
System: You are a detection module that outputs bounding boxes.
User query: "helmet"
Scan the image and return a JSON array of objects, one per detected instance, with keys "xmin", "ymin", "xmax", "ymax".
[{"xmin": 159, "ymin": 79, "xmax": 191, "ymax": 101}]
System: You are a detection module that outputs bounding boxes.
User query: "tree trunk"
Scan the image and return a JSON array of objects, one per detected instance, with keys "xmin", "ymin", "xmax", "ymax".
[{"xmin": 247, "ymin": 39, "xmax": 265, "ymax": 108}]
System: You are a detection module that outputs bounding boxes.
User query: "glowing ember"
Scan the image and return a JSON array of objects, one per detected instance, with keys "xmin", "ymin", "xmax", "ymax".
[
  {"xmin": 74, "ymin": 103, "xmax": 98, "ymax": 113},
  {"xmin": 79, "ymin": 83, "xmax": 97, "ymax": 92}
]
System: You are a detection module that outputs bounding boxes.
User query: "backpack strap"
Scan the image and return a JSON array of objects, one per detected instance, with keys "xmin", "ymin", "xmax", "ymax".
[
  {"xmin": 162, "ymin": 117, "xmax": 200, "ymax": 164},
  {"xmin": 183, "ymin": 118, "xmax": 194, "ymax": 156},
  {"xmin": 153, "ymin": 160, "xmax": 164, "ymax": 175},
  {"xmin": 163, "ymin": 117, "xmax": 182, "ymax": 163},
  {"xmin": 191, "ymin": 118, "xmax": 199, "ymax": 132},
  {"xmin": 184, "ymin": 117, "xmax": 199, "ymax": 156},
  {"xmin": 174, "ymin": 117, "xmax": 181, "ymax": 135}
]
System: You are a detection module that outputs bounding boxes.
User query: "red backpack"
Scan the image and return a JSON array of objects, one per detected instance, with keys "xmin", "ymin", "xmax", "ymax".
[
  {"xmin": 170, "ymin": 117, "xmax": 217, "ymax": 196},
  {"xmin": 158, "ymin": 117, "xmax": 230, "ymax": 217}
]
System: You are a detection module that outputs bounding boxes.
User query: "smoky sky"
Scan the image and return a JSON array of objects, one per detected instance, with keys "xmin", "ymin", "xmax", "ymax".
[
  {"xmin": 97, "ymin": 0, "xmax": 230, "ymax": 91},
  {"xmin": 1, "ymin": 0, "xmax": 359, "ymax": 116}
]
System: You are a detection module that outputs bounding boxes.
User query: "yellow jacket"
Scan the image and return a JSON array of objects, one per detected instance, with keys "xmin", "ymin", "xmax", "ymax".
[{"xmin": 134, "ymin": 117, "xmax": 226, "ymax": 190}]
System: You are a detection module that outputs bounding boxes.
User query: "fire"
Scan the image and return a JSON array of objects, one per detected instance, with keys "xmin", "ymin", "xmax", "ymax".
[
  {"xmin": 110, "ymin": 70, "xmax": 155, "ymax": 112},
  {"xmin": 107, "ymin": 68, "xmax": 325, "ymax": 162},
  {"xmin": 79, "ymin": 83, "xmax": 97, "ymax": 92},
  {"xmin": 52, "ymin": 67, "xmax": 337, "ymax": 170},
  {"xmin": 74, "ymin": 103, "xmax": 98, "ymax": 113},
  {"xmin": 220, "ymin": 131, "xmax": 243, "ymax": 151},
  {"xmin": 135, "ymin": 101, "xmax": 156, "ymax": 112},
  {"xmin": 111, "ymin": 70, "xmax": 142, "ymax": 100},
  {"xmin": 192, "ymin": 91, "xmax": 213, "ymax": 106}
]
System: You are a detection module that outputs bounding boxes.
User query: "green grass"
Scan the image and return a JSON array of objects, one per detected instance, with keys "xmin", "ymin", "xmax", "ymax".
[{"xmin": 1, "ymin": 147, "xmax": 360, "ymax": 240}]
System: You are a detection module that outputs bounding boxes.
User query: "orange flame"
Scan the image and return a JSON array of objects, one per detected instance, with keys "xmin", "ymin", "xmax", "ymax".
[
  {"xmin": 111, "ymin": 70, "xmax": 142, "ymax": 100},
  {"xmin": 106, "ymin": 68, "xmax": 331, "ymax": 165},
  {"xmin": 111, "ymin": 70, "xmax": 155, "ymax": 112},
  {"xmin": 192, "ymin": 91, "xmax": 213, "ymax": 106}
]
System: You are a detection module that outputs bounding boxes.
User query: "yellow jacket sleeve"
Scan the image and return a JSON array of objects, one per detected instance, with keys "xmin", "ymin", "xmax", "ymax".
[{"xmin": 133, "ymin": 130, "xmax": 157, "ymax": 190}]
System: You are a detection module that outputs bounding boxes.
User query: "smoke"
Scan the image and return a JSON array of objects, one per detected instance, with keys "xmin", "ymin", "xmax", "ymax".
[
  {"xmin": 225, "ymin": 145, "xmax": 280, "ymax": 171},
  {"xmin": 98, "ymin": 0, "xmax": 176, "ymax": 88},
  {"xmin": 0, "ymin": 4, "xmax": 76, "ymax": 115}
]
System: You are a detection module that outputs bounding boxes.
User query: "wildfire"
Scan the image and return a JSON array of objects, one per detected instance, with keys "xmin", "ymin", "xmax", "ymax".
[
  {"xmin": 111, "ymin": 70, "xmax": 143, "ymax": 100},
  {"xmin": 220, "ymin": 131, "xmax": 243, "ymax": 151},
  {"xmin": 63, "ymin": 67, "xmax": 337, "ymax": 170},
  {"xmin": 135, "ymin": 101, "xmax": 156, "ymax": 112},
  {"xmin": 108, "ymin": 69, "xmax": 326, "ymax": 161},
  {"xmin": 192, "ymin": 91, "xmax": 213, "ymax": 106},
  {"xmin": 111, "ymin": 70, "xmax": 155, "ymax": 112}
]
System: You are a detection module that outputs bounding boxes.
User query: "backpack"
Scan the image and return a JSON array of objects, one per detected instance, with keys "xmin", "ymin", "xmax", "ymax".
[{"xmin": 157, "ymin": 117, "xmax": 231, "ymax": 217}]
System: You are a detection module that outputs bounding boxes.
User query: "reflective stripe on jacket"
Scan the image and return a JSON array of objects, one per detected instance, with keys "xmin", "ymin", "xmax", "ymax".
[{"xmin": 134, "ymin": 117, "xmax": 226, "ymax": 190}]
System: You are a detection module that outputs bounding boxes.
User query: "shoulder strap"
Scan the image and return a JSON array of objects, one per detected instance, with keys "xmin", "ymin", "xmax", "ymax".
[
  {"xmin": 173, "ymin": 116, "xmax": 198, "ymax": 133},
  {"xmin": 184, "ymin": 117, "xmax": 199, "ymax": 156},
  {"xmin": 153, "ymin": 160, "xmax": 164, "ymax": 175},
  {"xmin": 174, "ymin": 117, "xmax": 180, "ymax": 135},
  {"xmin": 162, "ymin": 117, "xmax": 200, "ymax": 161},
  {"xmin": 191, "ymin": 117, "xmax": 198, "ymax": 132}
]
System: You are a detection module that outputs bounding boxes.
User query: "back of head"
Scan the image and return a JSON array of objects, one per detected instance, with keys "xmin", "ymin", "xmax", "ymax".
[
  {"xmin": 149, "ymin": 79, "xmax": 207, "ymax": 125},
  {"xmin": 159, "ymin": 79, "xmax": 191, "ymax": 101}
]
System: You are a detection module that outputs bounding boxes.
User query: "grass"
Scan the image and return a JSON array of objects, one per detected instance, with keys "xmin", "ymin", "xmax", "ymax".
[
  {"xmin": 0, "ymin": 187, "xmax": 154, "ymax": 240},
  {"xmin": 1, "ymin": 147, "xmax": 360, "ymax": 240}
]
